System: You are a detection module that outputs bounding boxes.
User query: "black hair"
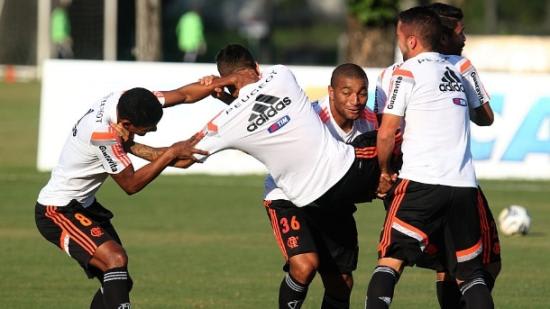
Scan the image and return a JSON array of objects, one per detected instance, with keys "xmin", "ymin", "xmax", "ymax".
[
  {"xmin": 330, "ymin": 63, "xmax": 368, "ymax": 87},
  {"xmin": 117, "ymin": 87, "xmax": 163, "ymax": 127},
  {"xmin": 426, "ymin": 2, "xmax": 463, "ymax": 32},
  {"xmin": 426, "ymin": 2, "xmax": 463, "ymax": 20},
  {"xmin": 215, "ymin": 44, "xmax": 256, "ymax": 76},
  {"xmin": 398, "ymin": 6, "xmax": 443, "ymax": 51}
]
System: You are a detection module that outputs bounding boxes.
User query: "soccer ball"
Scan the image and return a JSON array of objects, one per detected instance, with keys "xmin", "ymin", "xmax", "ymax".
[{"xmin": 498, "ymin": 205, "xmax": 531, "ymax": 236}]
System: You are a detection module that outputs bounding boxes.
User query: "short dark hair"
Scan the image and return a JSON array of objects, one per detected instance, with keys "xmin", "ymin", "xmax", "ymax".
[
  {"xmin": 398, "ymin": 6, "xmax": 442, "ymax": 51},
  {"xmin": 330, "ymin": 63, "xmax": 368, "ymax": 87},
  {"xmin": 117, "ymin": 87, "xmax": 163, "ymax": 127},
  {"xmin": 215, "ymin": 44, "xmax": 256, "ymax": 76},
  {"xmin": 426, "ymin": 2, "xmax": 463, "ymax": 32}
]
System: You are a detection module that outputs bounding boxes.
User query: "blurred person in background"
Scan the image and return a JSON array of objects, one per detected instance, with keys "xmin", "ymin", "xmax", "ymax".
[
  {"xmin": 176, "ymin": 6, "xmax": 206, "ymax": 62},
  {"xmin": 51, "ymin": 0, "xmax": 73, "ymax": 59}
]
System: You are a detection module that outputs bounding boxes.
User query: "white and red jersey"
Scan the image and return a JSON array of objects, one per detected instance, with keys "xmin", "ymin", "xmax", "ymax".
[
  {"xmin": 264, "ymin": 95, "xmax": 378, "ymax": 201},
  {"xmin": 194, "ymin": 65, "xmax": 355, "ymax": 207},
  {"xmin": 374, "ymin": 63, "xmax": 401, "ymax": 116},
  {"xmin": 375, "ymin": 55, "xmax": 488, "ymax": 115},
  {"xmin": 442, "ymin": 55, "xmax": 491, "ymax": 106},
  {"xmin": 37, "ymin": 92, "xmax": 131, "ymax": 208},
  {"xmin": 383, "ymin": 52, "xmax": 478, "ymax": 187}
]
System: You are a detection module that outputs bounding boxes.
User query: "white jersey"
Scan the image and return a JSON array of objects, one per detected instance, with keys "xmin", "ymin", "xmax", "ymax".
[
  {"xmin": 194, "ymin": 65, "xmax": 355, "ymax": 207},
  {"xmin": 375, "ymin": 55, "xmax": 489, "ymax": 114},
  {"xmin": 383, "ymin": 52, "xmax": 478, "ymax": 187},
  {"xmin": 264, "ymin": 95, "xmax": 378, "ymax": 201},
  {"xmin": 37, "ymin": 92, "xmax": 131, "ymax": 208}
]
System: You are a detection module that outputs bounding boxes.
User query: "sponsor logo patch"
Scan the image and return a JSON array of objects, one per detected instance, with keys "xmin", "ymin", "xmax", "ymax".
[
  {"xmin": 387, "ymin": 76, "xmax": 403, "ymax": 109},
  {"xmin": 268, "ymin": 115, "xmax": 290, "ymax": 133},
  {"xmin": 99, "ymin": 145, "xmax": 118, "ymax": 172},
  {"xmin": 453, "ymin": 98, "xmax": 467, "ymax": 106}
]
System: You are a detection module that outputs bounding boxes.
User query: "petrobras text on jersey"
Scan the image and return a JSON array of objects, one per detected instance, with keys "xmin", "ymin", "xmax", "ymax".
[{"xmin": 38, "ymin": 60, "xmax": 549, "ymax": 178}]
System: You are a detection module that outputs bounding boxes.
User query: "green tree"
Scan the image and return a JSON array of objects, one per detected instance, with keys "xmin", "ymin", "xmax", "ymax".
[{"xmin": 346, "ymin": 0, "xmax": 399, "ymax": 67}]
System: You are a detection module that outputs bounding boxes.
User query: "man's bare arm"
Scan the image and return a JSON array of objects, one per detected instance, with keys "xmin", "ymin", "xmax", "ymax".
[
  {"xmin": 377, "ymin": 114, "xmax": 402, "ymax": 196},
  {"xmin": 125, "ymin": 141, "xmax": 168, "ymax": 162},
  {"xmin": 470, "ymin": 103, "xmax": 494, "ymax": 126},
  {"xmin": 160, "ymin": 70, "xmax": 257, "ymax": 107}
]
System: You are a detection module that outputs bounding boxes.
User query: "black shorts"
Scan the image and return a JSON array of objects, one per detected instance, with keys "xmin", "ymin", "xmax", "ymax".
[
  {"xmin": 415, "ymin": 187, "xmax": 502, "ymax": 272},
  {"xmin": 378, "ymin": 179, "xmax": 485, "ymax": 281},
  {"xmin": 315, "ymin": 130, "xmax": 380, "ymax": 207},
  {"xmin": 264, "ymin": 199, "xmax": 359, "ymax": 274},
  {"xmin": 35, "ymin": 199, "xmax": 121, "ymax": 278}
]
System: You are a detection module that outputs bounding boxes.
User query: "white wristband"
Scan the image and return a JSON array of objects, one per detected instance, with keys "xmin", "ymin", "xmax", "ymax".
[{"xmin": 153, "ymin": 91, "xmax": 166, "ymax": 106}]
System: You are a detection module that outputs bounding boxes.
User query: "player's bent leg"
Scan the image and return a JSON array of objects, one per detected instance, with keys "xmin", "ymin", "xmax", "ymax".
[
  {"xmin": 365, "ymin": 258, "xmax": 403, "ymax": 309},
  {"xmin": 320, "ymin": 271, "xmax": 353, "ymax": 309},
  {"xmin": 288, "ymin": 252, "xmax": 319, "ymax": 284},
  {"xmin": 279, "ymin": 253, "xmax": 319, "ymax": 309},
  {"xmin": 457, "ymin": 273, "xmax": 494, "ymax": 309},
  {"xmin": 91, "ymin": 241, "xmax": 131, "ymax": 309},
  {"xmin": 435, "ymin": 272, "xmax": 461, "ymax": 309}
]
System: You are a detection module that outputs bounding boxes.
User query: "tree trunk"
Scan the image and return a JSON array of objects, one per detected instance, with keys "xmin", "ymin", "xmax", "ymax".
[
  {"xmin": 135, "ymin": 0, "xmax": 161, "ymax": 61},
  {"xmin": 345, "ymin": 15, "xmax": 396, "ymax": 68}
]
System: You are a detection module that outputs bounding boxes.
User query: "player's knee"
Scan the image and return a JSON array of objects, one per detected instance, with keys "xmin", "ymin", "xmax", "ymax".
[
  {"xmin": 99, "ymin": 247, "xmax": 128, "ymax": 269},
  {"xmin": 106, "ymin": 250, "xmax": 128, "ymax": 268},
  {"xmin": 288, "ymin": 255, "xmax": 319, "ymax": 284},
  {"xmin": 340, "ymin": 273, "xmax": 354, "ymax": 290},
  {"xmin": 92, "ymin": 241, "xmax": 128, "ymax": 271}
]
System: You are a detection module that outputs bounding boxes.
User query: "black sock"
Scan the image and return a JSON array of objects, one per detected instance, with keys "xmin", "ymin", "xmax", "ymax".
[
  {"xmin": 365, "ymin": 266, "xmax": 399, "ymax": 309},
  {"xmin": 321, "ymin": 292, "xmax": 350, "ymax": 309},
  {"xmin": 436, "ymin": 280, "xmax": 462, "ymax": 309},
  {"xmin": 279, "ymin": 273, "xmax": 308, "ymax": 309},
  {"xmin": 459, "ymin": 278, "xmax": 494, "ymax": 309},
  {"xmin": 102, "ymin": 267, "xmax": 131, "ymax": 309},
  {"xmin": 90, "ymin": 288, "xmax": 106, "ymax": 309}
]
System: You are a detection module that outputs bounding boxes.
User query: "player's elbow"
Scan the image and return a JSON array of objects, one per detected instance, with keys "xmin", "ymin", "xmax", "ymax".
[
  {"xmin": 473, "ymin": 116, "xmax": 493, "ymax": 126},
  {"xmin": 119, "ymin": 183, "xmax": 141, "ymax": 195}
]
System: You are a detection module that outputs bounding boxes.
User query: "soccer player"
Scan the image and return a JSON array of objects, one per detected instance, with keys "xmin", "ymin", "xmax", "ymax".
[
  {"xmin": 373, "ymin": 3, "xmax": 501, "ymax": 308},
  {"xmin": 263, "ymin": 63, "xmax": 378, "ymax": 309},
  {"xmin": 365, "ymin": 7, "xmax": 493, "ymax": 309},
  {"xmin": 425, "ymin": 3, "xmax": 501, "ymax": 308},
  {"xmin": 34, "ymin": 76, "xmax": 247, "ymax": 309},
  {"xmin": 122, "ymin": 45, "xmax": 382, "ymax": 307}
]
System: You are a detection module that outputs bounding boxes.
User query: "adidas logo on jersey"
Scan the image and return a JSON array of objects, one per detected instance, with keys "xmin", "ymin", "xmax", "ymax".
[
  {"xmin": 439, "ymin": 67, "xmax": 465, "ymax": 92},
  {"xmin": 247, "ymin": 94, "xmax": 292, "ymax": 132}
]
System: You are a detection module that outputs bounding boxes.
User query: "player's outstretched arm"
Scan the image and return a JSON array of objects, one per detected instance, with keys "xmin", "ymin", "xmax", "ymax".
[
  {"xmin": 110, "ymin": 134, "xmax": 207, "ymax": 195},
  {"xmin": 160, "ymin": 70, "xmax": 257, "ymax": 107},
  {"xmin": 123, "ymin": 134, "xmax": 206, "ymax": 166}
]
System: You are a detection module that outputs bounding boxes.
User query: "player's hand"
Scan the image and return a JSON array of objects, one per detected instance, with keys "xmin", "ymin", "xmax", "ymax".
[
  {"xmin": 376, "ymin": 172, "xmax": 397, "ymax": 199},
  {"xmin": 170, "ymin": 132, "xmax": 209, "ymax": 160},
  {"xmin": 110, "ymin": 123, "xmax": 133, "ymax": 143},
  {"xmin": 198, "ymin": 74, "xmax": 218, "ymax": 86}
]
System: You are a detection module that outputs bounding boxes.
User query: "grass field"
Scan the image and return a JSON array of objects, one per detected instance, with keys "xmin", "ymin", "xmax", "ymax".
[{"xmin": 1, "ymin": 82, "xmax": 549, "ymax": 308}]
